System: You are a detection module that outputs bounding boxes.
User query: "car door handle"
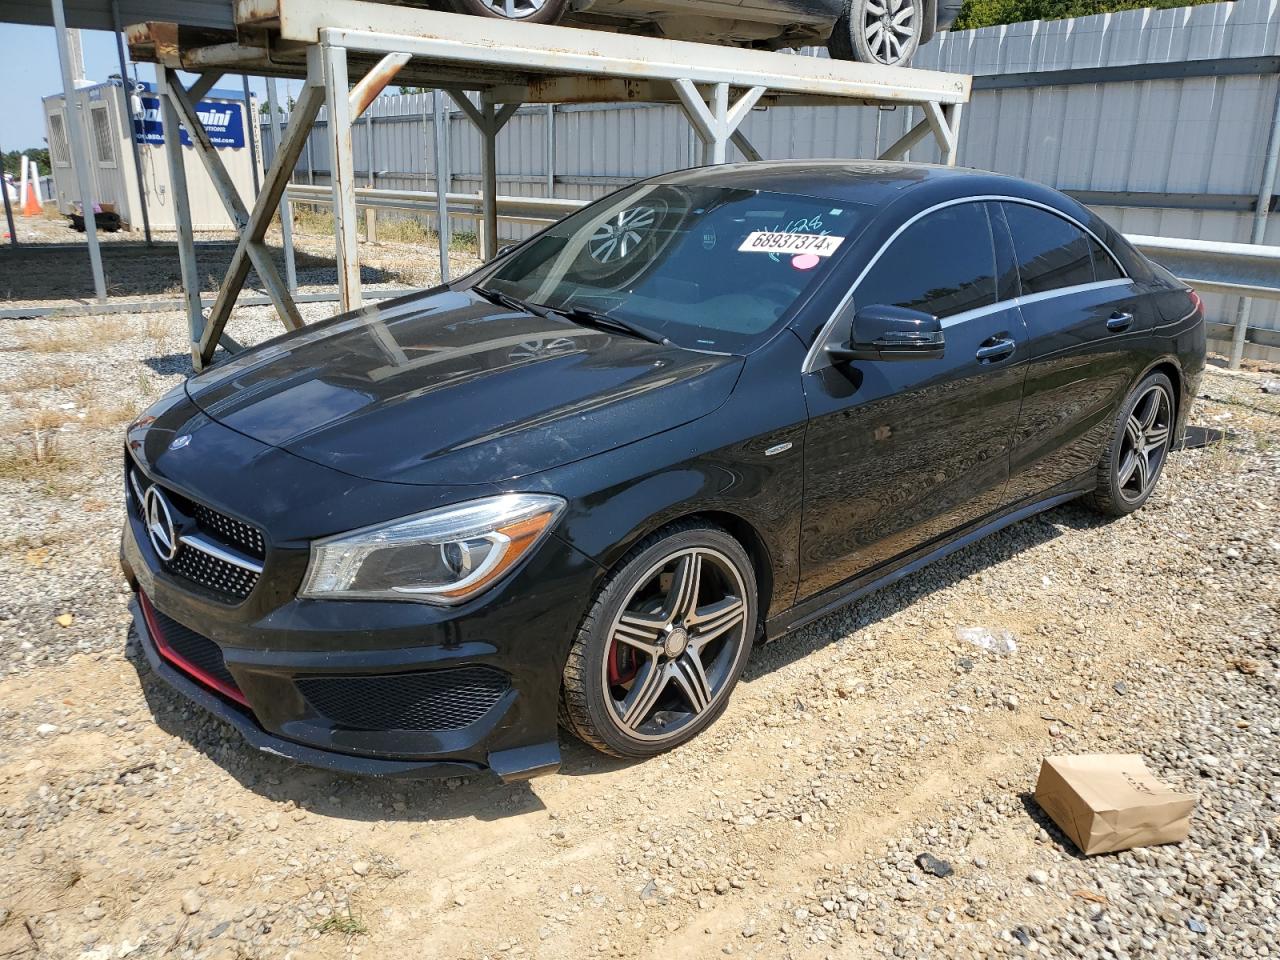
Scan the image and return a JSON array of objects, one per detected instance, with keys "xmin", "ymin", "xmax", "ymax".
[
  {"xmin": 975, "ymin": 336, "xmax": 1016, "ymax": 362},
  {"xmin": 1106, "ymin": 311, "xmax": 1134, "ymax": 332}
]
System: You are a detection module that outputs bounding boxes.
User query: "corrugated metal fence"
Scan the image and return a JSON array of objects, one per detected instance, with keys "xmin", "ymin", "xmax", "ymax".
[{"xmin": 263, "ymin": 0, "xmax": 1280, "ymax": 360}]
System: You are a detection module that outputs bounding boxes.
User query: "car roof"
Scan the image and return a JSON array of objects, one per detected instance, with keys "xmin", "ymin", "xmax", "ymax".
[{"xmin": 650, "ymin": 159, "xmax": 1060, "ymax": 212}]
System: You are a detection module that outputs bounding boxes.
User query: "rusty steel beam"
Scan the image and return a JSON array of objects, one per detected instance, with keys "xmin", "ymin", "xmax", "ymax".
[
  {"xmin": 349, "ymin": 51, "xmax": 411, "ymax": 117},
  {"xmin": 323, "ymin": 42, "xmax": 363, "ymax": 311}
]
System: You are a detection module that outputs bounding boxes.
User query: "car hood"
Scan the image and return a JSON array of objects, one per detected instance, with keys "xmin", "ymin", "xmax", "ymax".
[{"xmin": 184, "ymin": 289, "xmax": 744, "ymax": 486}]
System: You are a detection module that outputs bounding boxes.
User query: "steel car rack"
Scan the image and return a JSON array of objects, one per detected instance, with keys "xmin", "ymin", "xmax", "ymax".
[{"xmin": 125, "ymin": 0, "xmax": 971, "ymax": 370}]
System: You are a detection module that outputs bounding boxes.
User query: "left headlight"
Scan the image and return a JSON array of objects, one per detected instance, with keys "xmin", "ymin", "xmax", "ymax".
[{"xmin": 300, "ymin": 493, "xmax": 566, "ymax": 604}]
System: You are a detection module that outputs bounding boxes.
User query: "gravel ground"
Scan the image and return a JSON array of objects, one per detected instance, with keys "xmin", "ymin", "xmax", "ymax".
[{"xmin": 0, "ymin": 302, "xmax": 1276, "ymax": 960}]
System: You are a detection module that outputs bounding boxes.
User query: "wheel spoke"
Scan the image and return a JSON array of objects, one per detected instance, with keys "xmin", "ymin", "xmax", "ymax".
[
  {"xmin": 664, "ymin": 553, "xmax": 702, "ymax": 625},
  {"xmin": 1135, "ymin": 450, "xmax": 1152, "ymax": 491},
  {"xmin": 689, "ymin": 595, "xmax": 745, "ymax": 645},
  {"xmin": 866, "ymin": 22, "xmax": 885, "ymax": 54},
  {"xmin": 1144, "ymin": 424, "xmax": 1170, "ymax": 451},
  {"xmin": 503, "ymin": 0, "xmax": 515, "ymax": 16},
  {"xmin": 892, "ymin": 7, "xmax": 914, "ymax": 26},
  {"xmin": 1118, "ymin": 450, "xmax": 1140, "ymax": 487},
  {"xmin": 1138, "ymin": 391, "xmax": 1162, "ymax": 429},
  {"xmin": 1124, "ymin": 415, "xmax": 1143, "ymax": 452},
  {"xmin": 671, "ymin": 652, "xmax": 713, "ymax": 714},
  {"xmin": 614, "ymin": 611, "xmax": 666, "ymax": 655},
  {"xmin": 865, "ymin": 0, "xmax": 887, "ymax": 14},
  {"xmin": 621, "ymin": 660, "xmax": 669, "ymax": 729}
]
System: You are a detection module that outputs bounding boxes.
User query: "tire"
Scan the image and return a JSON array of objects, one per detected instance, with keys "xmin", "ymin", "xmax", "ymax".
[
  {"xmin": 1088, "ymin": 371, "xmax": 1176, "ymax": 517},
  {"xmin": 445, "ymin": 0, "xmax": 567, "ymax": 24},
  {"xmin": 828, "ymin": 0, "xmax": 923, "ymax": 66},
  {"xmin": 560, "ymin": 523, "xmax": 758, "ymax": 759}
]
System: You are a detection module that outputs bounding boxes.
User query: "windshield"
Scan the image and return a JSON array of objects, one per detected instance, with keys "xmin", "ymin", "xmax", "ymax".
[{"xmin": 479, "ymin": 183, "xmax": 873, "ymax": 353}]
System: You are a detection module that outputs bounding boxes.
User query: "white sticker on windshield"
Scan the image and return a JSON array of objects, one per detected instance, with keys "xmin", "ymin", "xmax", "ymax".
[{"xmin": 738, "ymin": 231, "xmax": 845, "ymax": 257}]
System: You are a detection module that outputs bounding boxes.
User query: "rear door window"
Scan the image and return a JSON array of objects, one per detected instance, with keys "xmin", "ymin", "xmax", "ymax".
[
  {"xmin": 1001, "ymin": 203, "xmax": 1095, "ymax": 294},
  {"xmin": 854, "ymin": 202, "xmax": 997, "ymax": 319}
]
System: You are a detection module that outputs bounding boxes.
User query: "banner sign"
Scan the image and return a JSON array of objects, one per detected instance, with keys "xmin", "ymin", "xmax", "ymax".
[{"xmin": 135, "ymin": 97, "xmax": 246, "ymax": 149}]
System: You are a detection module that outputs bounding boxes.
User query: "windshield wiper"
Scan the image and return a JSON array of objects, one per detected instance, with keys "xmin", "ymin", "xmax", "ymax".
[
  {"xmin": 550, "ymin": 306, "xmax": 670, "ymax": 346},
  {"xmin": 473, "ymin": 285, "xmax": 549, "ymax": 318}
]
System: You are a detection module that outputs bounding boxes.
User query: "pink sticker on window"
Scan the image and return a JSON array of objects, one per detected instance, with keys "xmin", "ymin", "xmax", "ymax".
[{"xmin": 791, "ymin": 253, "xmax": 820, "ymax": 271}]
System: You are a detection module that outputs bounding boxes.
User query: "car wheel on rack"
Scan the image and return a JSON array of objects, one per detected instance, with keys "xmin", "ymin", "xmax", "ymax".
[
  {"xmin": 446, "ymin": 0, "xmax": 567, "ymax": 24},
  {"xmin": 828, "ymin": 0, "xmax": 922, "ymax": 66},
  {"xmin": 560, "ymin": 523, "xmax": 758, "ymax": 758}
]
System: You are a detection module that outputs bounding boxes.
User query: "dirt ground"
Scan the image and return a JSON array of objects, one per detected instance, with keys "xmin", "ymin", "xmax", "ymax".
[
  {"xmin": 0, "ymin": 291, "xmax": 1277, "ymax": 960},
  {"xmin": 0, "ymin": 210, "xmax": 478, "ymax": 307}
]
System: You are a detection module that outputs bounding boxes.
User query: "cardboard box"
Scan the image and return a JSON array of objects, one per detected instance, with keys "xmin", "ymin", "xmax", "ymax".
[{"xmin": 1034, "ymin": 755, "xmax": 1197, "ymax": 856}]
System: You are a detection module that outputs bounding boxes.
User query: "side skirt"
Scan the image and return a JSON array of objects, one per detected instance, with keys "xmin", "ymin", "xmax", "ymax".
[{"xmin": 765, "ymin": 486, "xmax": 1088, "ymax": 641}]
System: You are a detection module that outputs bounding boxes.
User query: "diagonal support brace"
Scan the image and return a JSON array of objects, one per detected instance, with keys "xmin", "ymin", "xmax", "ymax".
[
  {"xmin": 451, "ymin": 92, "xmax": 520, "ymax": 260},
  {"xmin": 165, "ymin": 71, "xmax": 304, "ymax": 333},
  {"xmin": 672, "ymin": 80, "xmax": 766, "ymax": 165},
  {"xmin": 197, "ymin": 50, "xmax": 326, "ymax": 369}
]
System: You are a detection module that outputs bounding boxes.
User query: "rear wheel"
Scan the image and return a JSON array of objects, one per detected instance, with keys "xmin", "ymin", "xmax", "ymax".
[
  {"xmin": 828, "ymin": 0, "xmax": 922, "ymax": 66},
  {"xmin": 560, "ymin": 524, "xmax": 757, "ymax": 758},
  {"xmin": 1088, "ymin": 372, "xmax": 1176, "ymax": 516},
  {"xmin": 444, "ymin": 0, "xmax": 567, "ymax": 23}
]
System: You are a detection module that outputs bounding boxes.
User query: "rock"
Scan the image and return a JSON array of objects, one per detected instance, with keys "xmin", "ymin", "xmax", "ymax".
[
  {"xmin": 352, "ymin": 860, "xmax": 370, "ymax": 877},
  {"xmin": 83, "ymin": 905, "xmax": 106, "ymax": 922},
  {"xmin": 55, "ymin": 613, "xmax": 74, "ymax": 628},
  {"xmin": 1113, "ymin": 681, "xmax": 1127, "ymax": 695},
  {"xmin": 1187, "ymin": 918, "xmax": 1207, "ymax": 934},
  {"xmin": 1028, "ymin": 870, "xmax": 1049, "ymax": 885},
  {"xmin": 35, "ymin": 723, "xmax": 58, "ymax": 737},
  {"xmin": 714, "ymin": 879, "xmax": 730, "ymax": 895},
  {"xmin": 915, "ymin": 853, "xmax": 953, "ymax": 878},
  {"xmin": 639, "ymin": 880, "xmax": 658, "ymax": 901},
  {"xmin": 180, "ymin": 890, "xmax": 203, "ymax": 915}
]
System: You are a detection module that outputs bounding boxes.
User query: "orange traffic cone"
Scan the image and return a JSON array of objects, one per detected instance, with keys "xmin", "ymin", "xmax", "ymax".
[{"xmin": 21, "ymin": 181, "xmax": 41, "ymax": 217}]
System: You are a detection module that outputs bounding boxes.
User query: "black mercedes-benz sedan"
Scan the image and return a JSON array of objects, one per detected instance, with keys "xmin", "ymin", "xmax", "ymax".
[{"xmin": 122, "ymin": 161, "xmax": 1204, "ymax": 781}]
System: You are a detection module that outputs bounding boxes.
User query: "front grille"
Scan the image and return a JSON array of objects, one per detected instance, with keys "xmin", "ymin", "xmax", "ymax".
[
  {"xmin": 297, "ymin": 668, "xmax": 510, "ymax": 732},
  {"xmin": 127, "ymin": 454, "xmax": 265, "ymax": 603},
  {"xmin": 170, "ymin": 545, "xmax": 260, "ymax": 600},
  {"xmin": 190, "ymin": 502, "xmax": 265, "ymax": 558},
  {"xmin": 141, "ymin": 593, "xmax": 245, "ymax": 704}
]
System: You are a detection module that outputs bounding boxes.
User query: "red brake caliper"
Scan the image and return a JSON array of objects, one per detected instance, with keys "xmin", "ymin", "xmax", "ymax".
[{"xmin": 608, "ymin": 636, "xmax": 640, "ymax": 687}]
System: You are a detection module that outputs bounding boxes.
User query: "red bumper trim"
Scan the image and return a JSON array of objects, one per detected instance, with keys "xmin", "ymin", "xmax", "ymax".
[{"xmin": 138, "ymin": 592, "xmax": 249, "ymax": 707}]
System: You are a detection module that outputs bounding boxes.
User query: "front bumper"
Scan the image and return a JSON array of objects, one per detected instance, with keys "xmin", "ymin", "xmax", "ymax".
[{"xmin": 121, "ymin": 423, "xmax": 601, "ymax": 782}]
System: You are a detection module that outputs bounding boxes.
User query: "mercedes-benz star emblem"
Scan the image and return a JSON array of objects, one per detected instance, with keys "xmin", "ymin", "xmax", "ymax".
[
  {"xmin": 169, "ymin": 434, "xmax": 192, "ymax": 451},
  {"xmin": 143, "ymin": 486, "xmax": 180, "ymax": 562}
]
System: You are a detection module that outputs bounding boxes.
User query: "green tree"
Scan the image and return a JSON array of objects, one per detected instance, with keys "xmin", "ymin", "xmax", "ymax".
[
  {"xmin": 2, "ymin": 148, "xmax": 50, "ymax": 178},
  {"xmin": 953, "ymin": 0, "xmax": 1222, "ymax": 31}
]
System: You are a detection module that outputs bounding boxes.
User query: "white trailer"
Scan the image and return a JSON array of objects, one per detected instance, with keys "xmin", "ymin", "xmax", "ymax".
[{"xmin": 42, "ymin": 79, "xmax": 261, "ymax": 232}]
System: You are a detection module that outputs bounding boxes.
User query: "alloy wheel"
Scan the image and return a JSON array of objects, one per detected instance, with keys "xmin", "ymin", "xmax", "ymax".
[
  {"xmin": 475, "ymin": 0, "xmax": 549, "ymax": 18},
  {"xmin": 602, "ymin": 547, "xmax": 749, "ymax": 742},
  {"xmin": 863, "ymin": 0, "xmax": 917, "ymax": 65},
  {"xmin": 1117, "ymin": 384, "xmax": 1172, "ymax": 502}
]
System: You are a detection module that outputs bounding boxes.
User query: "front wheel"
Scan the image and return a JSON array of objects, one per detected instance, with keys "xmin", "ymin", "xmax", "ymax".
[
  {"xmin": 560, "ymin": 524, "xmax": 757, "ymax": 758},
  {"xmin": 828, "ymin": 0, "xmax": 922, "ymax": 66},
  {"xmin": 1088, "ymin": 372, "xmax": 1176, "ymax": 516},
  {"xmin": 444, "ymin": 0, "xmax": 567, "ymax": 23}
]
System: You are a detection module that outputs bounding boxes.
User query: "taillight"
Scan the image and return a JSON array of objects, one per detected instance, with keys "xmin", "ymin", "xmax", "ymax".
[{"xmin": 1188, "ymin": 289, "xmax": 1203, "ymax": 314}]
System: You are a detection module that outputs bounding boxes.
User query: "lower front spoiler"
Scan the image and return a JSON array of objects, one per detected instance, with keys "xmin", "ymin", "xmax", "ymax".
[{"xmin": 128, "ymin": 596, "xmax": 560, "ymax": 782}]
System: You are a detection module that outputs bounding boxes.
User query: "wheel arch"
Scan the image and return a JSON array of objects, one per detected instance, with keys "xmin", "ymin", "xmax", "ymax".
[
  {"xmin": 598, "ymin": 508, "xmax": 777, "ymax": 633},
  {"xmin": 1135, "ymin": 356, "xmax": 1186, "ymax": 441}
]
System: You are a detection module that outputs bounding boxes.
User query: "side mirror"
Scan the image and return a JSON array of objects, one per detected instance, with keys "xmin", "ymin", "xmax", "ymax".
[{"xmin": 826, "ymin": 304, "xmax": 944, "ymax": 363}]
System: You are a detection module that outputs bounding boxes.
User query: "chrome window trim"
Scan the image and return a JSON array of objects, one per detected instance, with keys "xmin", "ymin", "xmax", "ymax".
[{"xmin": 801, "ymin": 194, "xmax": 1130, "ymax": 374}]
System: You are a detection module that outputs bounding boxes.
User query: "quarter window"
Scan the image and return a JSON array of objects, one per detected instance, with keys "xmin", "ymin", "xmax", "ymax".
[
  {"xmin": 1002, "ymin": 203, "xmax": 1096, "ymax": 294},
  {"xmin": 855, "ymin": 203, "xmax": 997, "ymax": 319},
  {"xmin": 1089, "ymin": 236, "xmax": 1125, "ymax": 282}
]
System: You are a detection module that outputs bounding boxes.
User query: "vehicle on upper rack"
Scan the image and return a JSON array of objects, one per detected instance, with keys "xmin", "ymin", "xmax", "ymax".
[
  {"xmin": 437, "ymin": 0, "xmax": 963, "ymax": 66},
  {"xmin": 121, "ymin": 160, "xmax": 1205, "ymax": 783}
]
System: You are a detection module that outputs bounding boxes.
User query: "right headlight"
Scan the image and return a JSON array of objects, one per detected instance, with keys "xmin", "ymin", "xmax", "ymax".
[{"xmin": 300, "ymin": 493, "xmax": 566, "ymax": 604}]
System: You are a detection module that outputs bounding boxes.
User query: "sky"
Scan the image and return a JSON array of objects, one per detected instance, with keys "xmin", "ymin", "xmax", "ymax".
[{"xmin": 0, "ymin": 23, "xmax": 306, "ymax": 152}]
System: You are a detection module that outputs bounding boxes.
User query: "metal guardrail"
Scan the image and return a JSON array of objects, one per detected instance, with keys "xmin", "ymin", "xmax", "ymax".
[{"xmin": 287, "ymin": 186, "xmax": 1280, "ymax": 350}]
